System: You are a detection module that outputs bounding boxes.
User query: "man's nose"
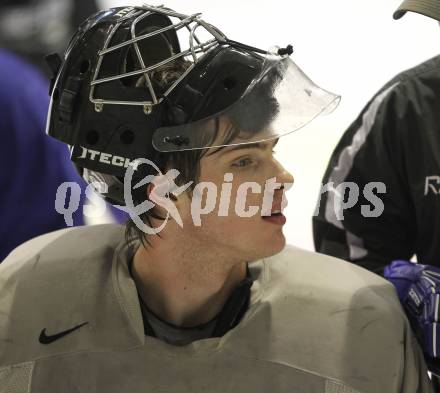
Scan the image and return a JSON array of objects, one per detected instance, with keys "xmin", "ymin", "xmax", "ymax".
[{"xmin": 273, "ymin": 159, "xmax": 294, "ymax": 186}]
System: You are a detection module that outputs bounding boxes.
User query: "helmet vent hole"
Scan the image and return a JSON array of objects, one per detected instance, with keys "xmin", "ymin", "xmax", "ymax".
[
  {"xmin": 80, "ymin": 60, "xmax": 90, "ymax": 74},
  {"xmin": 86, "ymin": 130, "xmax": 100, "ymax": 145},
  {"xmin": 120, "ymin": 129, "xmax": 134, "ymax": 144},
  {"xmin": 223, "ymin": 77, "xmax": 236, "ymax": 91}
]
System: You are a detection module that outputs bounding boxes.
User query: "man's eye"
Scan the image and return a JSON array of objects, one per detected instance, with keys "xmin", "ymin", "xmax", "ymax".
[{"xmin": 232, "ymin": 158, "xmax": 253, "ymax": 168}]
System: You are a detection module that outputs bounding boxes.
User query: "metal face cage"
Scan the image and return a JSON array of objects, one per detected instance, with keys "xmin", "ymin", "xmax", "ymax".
[{"xmin": 88, "ymin": 4, "xmax": 227, "ymax": 115}]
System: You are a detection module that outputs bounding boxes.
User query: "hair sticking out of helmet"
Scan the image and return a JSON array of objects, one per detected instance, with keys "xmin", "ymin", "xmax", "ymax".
[
  {"xmin": 133, "ymin": 54, "xmax": 193, "ymax": 97},
  {"xmin": 227, "ymin": 62, "xmax": 282, "ymax": 134}
]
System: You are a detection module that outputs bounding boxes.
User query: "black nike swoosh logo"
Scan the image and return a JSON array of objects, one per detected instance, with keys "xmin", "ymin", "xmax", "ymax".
[{"xmin": 39, "ymin": 322, "xmax": 89, "ymax": 344}]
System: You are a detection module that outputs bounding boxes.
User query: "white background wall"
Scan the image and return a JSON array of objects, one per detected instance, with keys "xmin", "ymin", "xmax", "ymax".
[{"xmin": 100, "ymin": 0, "xmax": 440, "ymax": 250}]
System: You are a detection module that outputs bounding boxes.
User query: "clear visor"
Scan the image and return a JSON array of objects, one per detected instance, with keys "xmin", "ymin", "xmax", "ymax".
[{"xmin": 152, "ymin": 52, "xmax": 340, "ymax": 152}]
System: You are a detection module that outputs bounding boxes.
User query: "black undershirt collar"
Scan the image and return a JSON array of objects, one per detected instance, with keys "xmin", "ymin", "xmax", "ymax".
[{"xmin": 128, "ymin": 258, "xmax": 253, "ymax": 344}]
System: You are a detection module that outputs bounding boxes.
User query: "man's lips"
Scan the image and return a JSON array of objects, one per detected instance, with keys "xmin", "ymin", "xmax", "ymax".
[
  {"xmin": 261, "ymin": 199, "xmax": 287, "ymax": 217},
  {"xmin": 261, "ymin": 200, "xmax": 287, "ymax": 225},
  {"xmin": 262, "ymin": 213, "xmax": 286, "ymax": 225}
]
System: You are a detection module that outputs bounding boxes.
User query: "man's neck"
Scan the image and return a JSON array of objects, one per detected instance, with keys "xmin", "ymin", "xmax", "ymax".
[{"xmin": 131, "ymin": 233, "xmax": 247, "ymax": 328}]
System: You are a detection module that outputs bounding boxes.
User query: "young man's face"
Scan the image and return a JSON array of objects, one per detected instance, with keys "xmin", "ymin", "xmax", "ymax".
[{"xmin": 175, "ymin": 135, "xmax": 294, "ymax": 262}]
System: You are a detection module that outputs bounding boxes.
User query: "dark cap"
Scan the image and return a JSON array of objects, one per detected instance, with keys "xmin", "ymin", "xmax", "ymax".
[{"xmin": 393, "ymin": 0, "xmax": 440, "ymax": 21}]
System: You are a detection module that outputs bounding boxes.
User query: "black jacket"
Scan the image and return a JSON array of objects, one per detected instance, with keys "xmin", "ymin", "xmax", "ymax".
[{"xmin": 313, "ymin": 55, "xmax": 440, "ymax": 274}]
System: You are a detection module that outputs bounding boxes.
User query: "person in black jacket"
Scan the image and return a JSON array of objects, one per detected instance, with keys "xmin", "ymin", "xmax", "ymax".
[
  {"xmin": 314, "ymin": 1, "xmax": 440, "ymax": 387},
  {"xmin": 313, "ymin": 0, "xmax": 440, "ymax": 275}
]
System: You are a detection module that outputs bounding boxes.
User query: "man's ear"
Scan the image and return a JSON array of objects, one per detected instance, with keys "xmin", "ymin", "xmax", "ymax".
[
  {"xmin": 146, "ymin": 180, "xmax": 178, "ymax": 204},
  {"xmin": 169, "ymin": 191, "xmax": 178, "ymax": 202},
  {"xmin": 146, "ymin": 169, "xmax": 193, "ymax": 208}
]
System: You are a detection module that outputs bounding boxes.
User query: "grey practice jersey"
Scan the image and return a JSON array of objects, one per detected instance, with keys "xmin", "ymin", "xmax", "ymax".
[{"xmin": 0, "ymin": 225, "xmax": 433, "ymax": 393}]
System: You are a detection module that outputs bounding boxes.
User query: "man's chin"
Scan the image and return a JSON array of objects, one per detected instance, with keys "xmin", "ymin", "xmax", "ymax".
[{"xmin": 251, "ymin": 236, "xmax": 286, "ymax": 261}]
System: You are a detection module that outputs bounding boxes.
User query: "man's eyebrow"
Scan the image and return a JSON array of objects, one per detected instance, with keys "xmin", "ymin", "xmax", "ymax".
[{"xmin": 219, "ymin": 139, "xmax": 279, "ymax": 156}]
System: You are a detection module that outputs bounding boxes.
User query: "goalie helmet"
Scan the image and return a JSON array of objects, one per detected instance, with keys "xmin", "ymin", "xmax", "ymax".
[{"xmin": 46, "ymin": 4, "xmax": 339, "ymax": 204}]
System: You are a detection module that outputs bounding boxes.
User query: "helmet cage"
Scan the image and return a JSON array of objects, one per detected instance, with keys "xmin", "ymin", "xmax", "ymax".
[{"xmin": 89, "ymin": 5, "xmax": 226, "ymax": 115}]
